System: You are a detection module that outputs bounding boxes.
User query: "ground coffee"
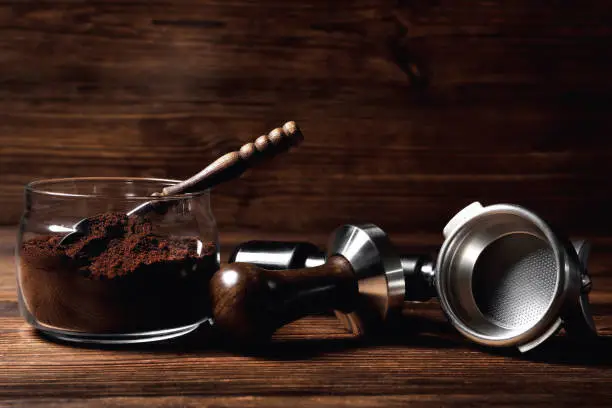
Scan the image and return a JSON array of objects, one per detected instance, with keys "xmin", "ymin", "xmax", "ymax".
[{"xmin": 19, "ymin": 212, "xmax": 218, "ymax": 334}]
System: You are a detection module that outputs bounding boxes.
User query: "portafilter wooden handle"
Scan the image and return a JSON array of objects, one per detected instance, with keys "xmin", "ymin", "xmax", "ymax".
[
  {"xmin": 161, "ymin": 121, "xmax": 303, "ymax": 196},
  {"xmin": 210, "ymin": 257, "xmax": 358, "ymax": 343}
]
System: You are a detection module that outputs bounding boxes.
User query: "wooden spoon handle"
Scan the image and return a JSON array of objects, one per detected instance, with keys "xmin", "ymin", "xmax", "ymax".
[
  {"xmin": 161, "ymin": 121, "xmax": 302, "ymax": 196},
  {"xmin": 210, "ymin": 256, "xmax": 358, "ymax": 343}
]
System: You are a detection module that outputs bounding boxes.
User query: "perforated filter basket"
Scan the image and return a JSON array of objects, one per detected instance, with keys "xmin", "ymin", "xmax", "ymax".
[{"xmin": 436, "ymin": 202, "xmax": 596, "ymax": 352}]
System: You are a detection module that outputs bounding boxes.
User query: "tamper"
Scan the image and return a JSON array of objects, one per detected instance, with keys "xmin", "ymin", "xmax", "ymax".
[{"xmin": 210, "ymin": 224, "xmax": 423, "ymax": 341}]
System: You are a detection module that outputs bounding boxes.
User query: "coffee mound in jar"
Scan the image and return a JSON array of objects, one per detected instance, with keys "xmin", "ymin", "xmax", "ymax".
[{"xmin": 19, "ymin": 212, "xmax": 218, "ymax": 334}]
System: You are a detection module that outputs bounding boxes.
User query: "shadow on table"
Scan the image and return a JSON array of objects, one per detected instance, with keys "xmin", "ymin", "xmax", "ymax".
[
  {"xmin": 34, "ymin": 314, "xmax": 458, "ymax": 359},
  {"xmin": 35, "ymin": 315, "xmax": 612, "ymax": 366},
  {"xmin": 238, "ymin": 315, "xmax": 461, "ymax": 360},
  {"xmin": 490, "ymin": 335, "xmax": 612, "ymax": 367}
]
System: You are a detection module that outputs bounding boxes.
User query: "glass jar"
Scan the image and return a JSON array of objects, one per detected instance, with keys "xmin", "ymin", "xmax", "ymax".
[{"xmin": 16, "ymin": 177, "xmax": 219, "ymax": 344}]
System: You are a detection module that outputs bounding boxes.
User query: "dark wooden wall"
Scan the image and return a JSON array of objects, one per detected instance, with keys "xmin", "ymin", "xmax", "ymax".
[{"xmin": 1, "ymin": 1, "xmax": 612, "ymax": 236}]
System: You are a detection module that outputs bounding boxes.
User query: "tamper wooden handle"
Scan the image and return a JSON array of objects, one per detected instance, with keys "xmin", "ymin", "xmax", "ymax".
[
  {"xmin": 210, "ymin": 256, "xmax": 358, "ymax": 342},
  {"xmin": 161, "ymin": 121, "xmax": 303, "ymax": 196}
]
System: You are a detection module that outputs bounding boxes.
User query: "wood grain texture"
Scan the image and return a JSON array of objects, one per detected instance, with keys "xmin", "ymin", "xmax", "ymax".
[
  {"xmin": 5, "ymin": 395, "xmax": 612, "ymax": 408},
  {"xmin": 1, "ymin": 1, "xmax": 612, "ymax": 235},
  {"xmin": 2, "ymin": 226, "xmax": 612, "ymax": 406}
]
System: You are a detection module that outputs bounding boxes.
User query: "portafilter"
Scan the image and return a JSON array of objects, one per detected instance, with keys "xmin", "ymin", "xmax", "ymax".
[
  {"xmin": 436, "ymin": 202, "xmax": 596, "ymax": 351},
  {"xmin": 218, "ymin": 202, "xmax": 596, "ymax": 351}
]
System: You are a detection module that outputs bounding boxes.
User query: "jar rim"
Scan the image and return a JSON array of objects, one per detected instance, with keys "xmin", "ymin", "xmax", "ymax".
[{"xmin": 25, "ymin": 177, "xmax": 210, "ymax": 200}]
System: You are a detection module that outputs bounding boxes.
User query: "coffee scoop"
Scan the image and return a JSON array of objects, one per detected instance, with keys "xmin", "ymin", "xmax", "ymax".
[
  {"xmin": 59, "ymin": 121, "xmax": 303, "ymax": 245},
  {"xmin": 214, "ymin": 202, "xmax": 596, "ymax": 351}
]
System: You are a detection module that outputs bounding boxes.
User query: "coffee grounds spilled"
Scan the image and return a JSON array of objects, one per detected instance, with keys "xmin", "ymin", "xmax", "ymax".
[{"xmin": 19, "ymin": 212, "xmax": 218, "ymax": 334}]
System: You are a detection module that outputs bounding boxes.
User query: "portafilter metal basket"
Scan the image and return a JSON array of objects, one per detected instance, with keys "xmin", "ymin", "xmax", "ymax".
[{"xmin": 436, "ymin": 202, "xmax": 596, "ymax": 352}]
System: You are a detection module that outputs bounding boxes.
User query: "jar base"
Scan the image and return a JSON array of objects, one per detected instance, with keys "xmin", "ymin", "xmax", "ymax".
[{"xmin": 31, "ymin": 318, "xmax": 212, "ymax": 345}]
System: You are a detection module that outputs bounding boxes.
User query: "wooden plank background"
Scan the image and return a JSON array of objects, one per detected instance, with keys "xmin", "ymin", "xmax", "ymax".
[{"xmin": 1, "ymin": 0, "xmax": 612, "ymax": 236}]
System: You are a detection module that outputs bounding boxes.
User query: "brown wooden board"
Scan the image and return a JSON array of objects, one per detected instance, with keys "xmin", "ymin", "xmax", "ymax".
[{"xmin": 2, "ymin": 227, "xmax": 612, "ymax": 406}]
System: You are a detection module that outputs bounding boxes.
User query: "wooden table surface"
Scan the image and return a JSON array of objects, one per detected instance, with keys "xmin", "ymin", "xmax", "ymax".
[{"xmin": 1, "ymin": 226, "xmax": 612, "ymax": 407}]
